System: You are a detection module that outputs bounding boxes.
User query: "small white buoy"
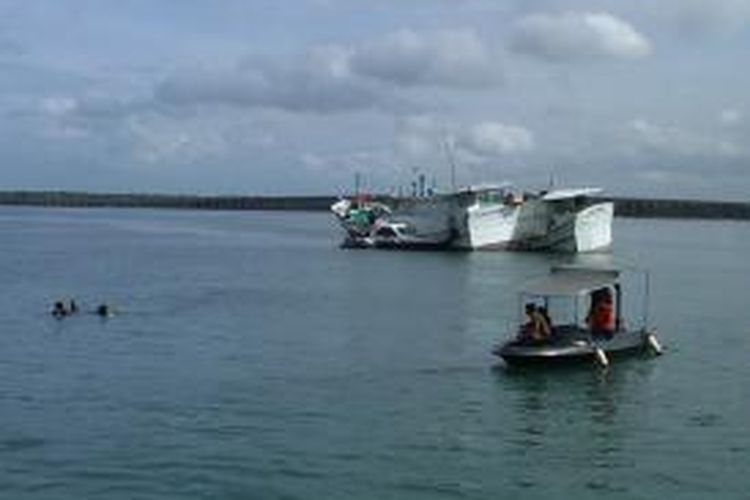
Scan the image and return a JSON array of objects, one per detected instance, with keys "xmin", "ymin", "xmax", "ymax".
[
  {"xmin": 594, "ymin": 347, "xmax": 609, "ymax": 368},
  {"xmin": 647, "ymin": 332, "xmax": 663, "ymax": 355}
]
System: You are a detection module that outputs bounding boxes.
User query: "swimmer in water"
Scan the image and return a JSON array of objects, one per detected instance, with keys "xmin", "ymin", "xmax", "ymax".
[{"xmin": 51, "ymin": 301, "xmax": 68, "ymax": 319}]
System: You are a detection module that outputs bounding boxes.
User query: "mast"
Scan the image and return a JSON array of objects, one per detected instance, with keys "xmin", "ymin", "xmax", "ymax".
[{"xmin": 441, "ymin": 135, "xmax": 457, "ymax": 193}]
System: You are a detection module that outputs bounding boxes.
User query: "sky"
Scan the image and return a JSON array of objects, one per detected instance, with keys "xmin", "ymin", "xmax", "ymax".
[{"xmin": 0, "ymin": 0, "xmax": 748, "ymax": 198}]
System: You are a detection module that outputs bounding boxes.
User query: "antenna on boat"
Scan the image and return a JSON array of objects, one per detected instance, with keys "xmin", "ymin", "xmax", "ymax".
[{"xmin": 442, "ymin": 136, "xmax": 457, "ymax": 192}]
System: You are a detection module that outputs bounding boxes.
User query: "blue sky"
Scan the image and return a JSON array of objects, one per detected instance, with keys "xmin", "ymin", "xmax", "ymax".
[{"xmin": 0, "ymin": 0, "xmax": 748, "ymax": 198}]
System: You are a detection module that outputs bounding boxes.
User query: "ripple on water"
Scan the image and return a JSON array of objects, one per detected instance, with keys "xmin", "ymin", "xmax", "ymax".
[
  {"xmin": 584, "ymin": 478, "xmax": 630, "ymax": 494},
  {"xmin": 687, "ymin": 412, "xmax": 722, "ymax": 428},
  {"xmin": 388, "ymin": 478, "xmax": 483, "ymax": 499},
  {"xmin": 0, "ymin": 436, "xmax": 48, "ymax": 453}
]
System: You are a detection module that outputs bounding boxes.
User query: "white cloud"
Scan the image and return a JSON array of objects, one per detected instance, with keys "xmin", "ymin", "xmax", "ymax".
[
  {"xmin": 510, "ymin": 12, "xmax": 652, "ymax": 61},
  {"xmin": 395, "ymin": 115, "xmax": 443, "ymax": 161},
  {"xmin": 634, "ymin": 170, "xmax": 673, "ymax": 184},
  {"xmin": 154, "ymin": 28, "xmax": 503, "ymax": 115},
  {"xmin": 300, "ymin": 152, "xmax": 326, "ymax": 169},
  {"xmin": 351, "ymin": 29, "xmax": 502, "ymax": 88},
  {"xmin": 626, "ymin": 118, "xmax": 742, "ymax": 158},
  {"xmin": 156, "ymin": 48, "xmax": 386, "ymax": 114},
  {"xmin": 39, "ymin": 97, "xmax": 77, "ymax": 117},
  {"xmin": 719, "ymin": 108, "xmax": 743, "ymax": 127},
  {"xmin": 457, "ymin": 121, "xmax": 535, "ymax": 158},
  {"xmin": 121, "ymin": 110, "xmax": 279, "ymax": 167},
  {"xmin": 396, "ymin": 115, "xmax": 533, "ymax": 167}
]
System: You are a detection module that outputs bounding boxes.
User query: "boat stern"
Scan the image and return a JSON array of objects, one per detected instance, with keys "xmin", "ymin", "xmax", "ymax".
[{"xmin": 574, "ymin": 201, "xmax": 614, "ymax": 252}]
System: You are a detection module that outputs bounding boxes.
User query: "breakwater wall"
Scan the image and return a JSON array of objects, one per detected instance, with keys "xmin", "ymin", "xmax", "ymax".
[
  {"xmin": 601, "ymin": 197, "xmax": 750, "ymax": 220},
  {"xmin": 0, "ymin": 191, "xmax": 749, "ymax": 220},
  {"xmin": 0, "ymin": 191, "xmax": 334, "ymax": 211}
]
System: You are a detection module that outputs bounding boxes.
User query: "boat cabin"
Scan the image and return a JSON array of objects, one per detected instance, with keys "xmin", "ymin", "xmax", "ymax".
[{"xmin": 520, "ymin": 266, "xmax": 629, "ymax": 337}]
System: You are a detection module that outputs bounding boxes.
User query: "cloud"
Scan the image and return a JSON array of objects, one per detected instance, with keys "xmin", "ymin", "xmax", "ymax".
[
  {"xmin": 152, "ymin": 28, "xmax": 504, "ymax": 115},
  {"xmin": 396, "ymin": 115, "xmax": 533, "ymax": 166},
  {"xmin": 350, "ymin": 29, "xmax": 502, "ymax": 88},
  {"xmin": 39, "ymin": 96, "xmax": 77, "ymax": 117},
  {"xmin": 299, "ymin": 149, "xmax": 391, "ymax": 177},
  {"xmin": 124, "ymin": 110, "xmax": 280, "ymax": 166},
  {"xmin": 510, "ymin": 12, "xmax": 652, "ymax": 61},
  {"xmin": 457, "ymin": 121, "xmax": 535, "ymax": 158},
  {"xmin": 664, "ymin": 0, "xmax": 750, "ymax": 36},
  {"xmin": 41, "ymin": 93, "xmax": 151, "ymax": 122},
  {"xmin": 30, "ymin": 89, "xmax": 275, "ymax": 165},
  {"xmin": 31, "ymin": 92, "xmax": 155, "ymax": 145},
  {"xmin": 719, "ymin": 108, "xmax": 743, "ymax": 127},
  {"xmin": 626, "ymin": 118, "xmax": 742, "ymax": 158},
  {"xmin": 395, "ymin": 115, "xmax": 444, "ymax": 160},
  {"xmin": 155, "ymin": 46, "xmax": 386, "ymax": 114}
]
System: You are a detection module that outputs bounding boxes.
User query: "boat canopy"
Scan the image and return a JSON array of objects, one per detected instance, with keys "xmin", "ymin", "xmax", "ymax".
[
  {"xmin": 541, "ymin": 187, "xmax": 602, "ymax": 201},
  {"xmin": 522, "ymin": 267, "xmax": 619, "ymax": 297},
  {"xmin": 456, "ymin": 182, "xmax": 512, "ymax": 193}
]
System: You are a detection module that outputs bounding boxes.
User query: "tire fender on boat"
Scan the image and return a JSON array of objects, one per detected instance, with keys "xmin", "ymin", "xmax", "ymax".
[
  {"xmin": 646, "ymin": 331, "xmax": 663, "ymax": 355},
  {"xmin": 594, "ymin": 347, "xmax": 609, "ymax": 368}
]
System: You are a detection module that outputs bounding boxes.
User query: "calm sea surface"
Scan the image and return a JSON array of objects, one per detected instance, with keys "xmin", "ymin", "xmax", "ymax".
[{"xmin": 1, "ymin": 207, "xmax": 748, "ymax": 499}]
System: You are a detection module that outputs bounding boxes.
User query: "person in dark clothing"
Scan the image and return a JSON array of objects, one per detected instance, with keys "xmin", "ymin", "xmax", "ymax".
[
  {"xmin": 521, "ymin": 303, "xmax": 551, "ymax": 341},
  {"xmin": 95, "ymin": 304, "xmax": 110, "ymax": 317},
  {"xmin": 51, "ymin": 301, "xmax": 67, "ymax": 318}
]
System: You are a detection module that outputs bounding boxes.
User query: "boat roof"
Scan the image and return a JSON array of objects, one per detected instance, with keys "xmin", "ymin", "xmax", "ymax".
[
  {"xmin": 522, "ymin": 266, "xmax": 620, "ymax": 296},
  {"xmin": 456, "ymin": 182, "xmax": 512, "ymax": 193},
  {"xmin": 541, "ymin": 187, "xmax": 602, "ymax": 201}
]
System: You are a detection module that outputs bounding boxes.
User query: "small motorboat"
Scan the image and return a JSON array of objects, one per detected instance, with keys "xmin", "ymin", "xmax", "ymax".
[
  {"xmin": 492, "ymin": 265, "xmax": 663, "ymax": 367},
  {"xmin": 331, "ymin": 197, "xmax": 391, "ymax": 246},
  {"xmin": 331, "ymin": 197, "xmax": 457, "ymax": 250}
]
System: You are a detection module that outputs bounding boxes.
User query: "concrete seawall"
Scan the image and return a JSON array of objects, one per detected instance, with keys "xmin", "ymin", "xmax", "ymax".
[
  {"xmin": 0, "ymin": 191, "xmax": 334, "ymax": 211},
  {"xmin": 600, "ymin": 196, "xmax": 750, "ymax": 220},
  {"xmin": 1, "ymin": 191, "xmax": 749, "ymax": 220}
]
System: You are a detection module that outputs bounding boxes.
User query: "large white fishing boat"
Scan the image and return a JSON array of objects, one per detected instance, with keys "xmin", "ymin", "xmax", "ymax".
[{"xmin": 331, "ymin": 185, "xmax": 613, "ymax": 253}]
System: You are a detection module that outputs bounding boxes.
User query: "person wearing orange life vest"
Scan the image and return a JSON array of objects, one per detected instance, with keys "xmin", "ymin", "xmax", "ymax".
[{"xmin": 587, "ymin": 288, "xmax": 615, "ymax": 338}]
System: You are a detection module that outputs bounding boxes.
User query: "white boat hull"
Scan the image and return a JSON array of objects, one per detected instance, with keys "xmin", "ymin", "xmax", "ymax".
[
  {"xmin": 455, "ymin": 199, "xmax": 613, "ymax": 252},
  {"xmin": 456, "ymin": 203, "xmax": 520, "ymax": 250},
  {"xmin": 572, "ymin": 202, "xmax": 613, "ymax": 252}
]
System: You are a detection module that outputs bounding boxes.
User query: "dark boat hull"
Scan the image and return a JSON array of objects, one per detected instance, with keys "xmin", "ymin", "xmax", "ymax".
[
  {"xmin": 341, "ymin": 235, "xmax": 456, "ymax": 251},
  {"xmin": 493, "ymin": 328, "xmax": 654, "ymax": 366}
]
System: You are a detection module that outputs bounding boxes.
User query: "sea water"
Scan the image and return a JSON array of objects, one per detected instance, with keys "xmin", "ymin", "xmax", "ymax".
[{"xmin": 0, "ymin": 207, "xmax": 748, "ymax": 499}]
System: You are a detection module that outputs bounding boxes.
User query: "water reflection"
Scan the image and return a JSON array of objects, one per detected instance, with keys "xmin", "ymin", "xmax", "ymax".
[{"xmin": 492, "ymin": 358, "xmax": 657, "ymax": 494}]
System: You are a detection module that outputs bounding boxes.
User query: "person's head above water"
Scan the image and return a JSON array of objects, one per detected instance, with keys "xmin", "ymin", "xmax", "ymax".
[{"xmin": 52, "ymin": 301, "xmax": 67, "ymax": 317}]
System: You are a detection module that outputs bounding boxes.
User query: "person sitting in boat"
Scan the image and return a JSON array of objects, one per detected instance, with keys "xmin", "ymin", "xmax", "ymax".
[
  {"xmin": 538, "ymin": 306, "xmax": 553, "ymax": 336},
  {"xmin": 587, "ymin": 288, "xmax": 615, "ymax": 338},
  {"xmin": 521, "ymin": 303, "xmax": 551, "ymax": 342}
]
